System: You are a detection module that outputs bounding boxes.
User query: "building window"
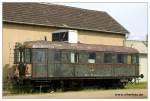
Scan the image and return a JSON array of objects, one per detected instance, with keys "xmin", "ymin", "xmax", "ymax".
[
  {"xmin": 70, "ymin": 52, "xmax": 79, "ymax": 63},
  {"xmin": 127, "ymin": 55, "xmax": 132, "ymax": 64},
  {"xmin": 88, "ymin": 52, "xmax": 96, "ymax": 63},
  {"xmin": 52, "ymin": 32, "xmax": 68, "ymax": 42},
  {"xmin": 104, "ymin": 53, "xmax": 112, "ymax": 63},
  {"xmin": 117, "ymin": 54, "xmax": 125, "ymax": 63}
]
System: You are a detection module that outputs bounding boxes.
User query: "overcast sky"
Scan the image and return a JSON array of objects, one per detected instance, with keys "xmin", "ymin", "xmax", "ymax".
[{"xmin": 55, "ymin": 3, "xmax": 147, "ymax": 41}]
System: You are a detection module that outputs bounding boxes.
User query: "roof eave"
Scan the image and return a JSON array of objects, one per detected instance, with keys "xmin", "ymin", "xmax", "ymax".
[{"xmin": 3, "ymin": 20, "xmax": 127, "ymax": 35}]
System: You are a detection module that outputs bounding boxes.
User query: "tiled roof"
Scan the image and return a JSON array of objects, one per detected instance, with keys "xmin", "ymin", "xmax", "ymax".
[
  {"xmin": 23, "ymin": 40, "xmax": 138, "ymax": 53},
  {"xmin": 3, "ymin": 3, "xmax": 128, "ymax": 34}
]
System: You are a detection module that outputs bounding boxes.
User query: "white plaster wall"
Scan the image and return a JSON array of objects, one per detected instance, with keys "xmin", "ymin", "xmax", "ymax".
[{"xmin": 139, "ymin": 54, "xmax": 148, "ymax": 82}]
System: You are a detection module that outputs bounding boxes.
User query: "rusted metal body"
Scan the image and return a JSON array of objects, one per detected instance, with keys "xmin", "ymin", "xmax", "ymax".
[
  {"xmin": 24, "ymin": 40, "xmax": 138, "ymax": 53},
  {"xmin": 14, "ymin": 41, "xmax": 141, "ymax": 85}
]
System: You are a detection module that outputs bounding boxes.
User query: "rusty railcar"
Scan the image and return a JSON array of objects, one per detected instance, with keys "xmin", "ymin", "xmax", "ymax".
[{"xmin": 13, "ymin": 40, "xmax": 143, "ymax": 89}]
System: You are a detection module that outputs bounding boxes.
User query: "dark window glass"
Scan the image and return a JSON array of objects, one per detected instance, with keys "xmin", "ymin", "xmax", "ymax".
[
  {"xmin": 136, "ymin": 55, "xmax": 139, "ymax": 64},
  {"xmin": 54, "ymin": 51, "xmax": 61, "ymax": 62},
  {"xmin": 88, "ymin": 52, "xmax": 96, "ymax": 63},
  {"xmin": 52, "ymin": 33, "xmax": 60, "ymax": 41},
  {"xmin": 104, "ymin": 53, "xmax": 112, "ymax": 63},
  {"xmin": 75, "ymin": 53, "xmax": 79, "ymax": 63},
  {"xmin": 117, "ymin": 54, "xmax": 125, "ymax": 63},
  {"xmin": 89, "ymin": 52, "xmax": 96, "ymax": 59},
  {"xmin": 60, "ymin": 32, "xmax": 68, "ymax": 41},
  {"xmin": 52, "ymin": 32, "xmax": 68, "ymax": 42}
]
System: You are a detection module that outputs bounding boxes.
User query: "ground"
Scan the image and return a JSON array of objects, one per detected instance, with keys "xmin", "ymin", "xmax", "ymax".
[{"xmin": 3, "ymin": 89, "xmax": 147, "ymax": 99}]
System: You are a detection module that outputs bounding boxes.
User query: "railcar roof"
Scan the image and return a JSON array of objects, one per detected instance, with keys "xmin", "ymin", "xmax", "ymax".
[{"xmin": 23, "ymin": 40, "xmax": 138, "ymax": 53}]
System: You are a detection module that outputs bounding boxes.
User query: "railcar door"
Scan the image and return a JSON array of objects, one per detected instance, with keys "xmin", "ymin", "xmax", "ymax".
[{"xmin": 32, "ymin": 49, "xmax": 48, "ymax": 78}]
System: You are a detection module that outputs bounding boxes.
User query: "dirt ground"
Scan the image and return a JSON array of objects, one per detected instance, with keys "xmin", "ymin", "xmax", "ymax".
[{"xmin": 3, "ymin": 89, "xmax": 147, "ymax": 99}]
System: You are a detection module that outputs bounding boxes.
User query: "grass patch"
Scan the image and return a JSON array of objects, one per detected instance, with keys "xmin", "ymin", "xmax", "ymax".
[
  {"xmin": 125, "ymin": 82, "xmax": 147, "ymax": 89},
  {"xmin": 3, "ymin": 82, "xmax": 147, "ymax": 96}
]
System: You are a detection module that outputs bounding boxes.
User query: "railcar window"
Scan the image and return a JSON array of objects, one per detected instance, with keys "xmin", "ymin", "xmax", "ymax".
[
  {"xmin": 88, "ymin": 52, "xmax": 96, "ymax": 63},
  {"xmin": 32, "ymin": 49, "xmax": 46, "ymax": 63},
  {"xmin": 79, "ymin": 52, "xmax": 88, "ymax": 63},
  {"xmin": 52, "ymin": 32, "xmax": 68, "ymax": 42},
  {"xmin": 20, "ymin": 51, "xmax": 24, "ymax": 62},
  {"xmin": 71, "ymin": 52, "xmax": 79, "ymax": 63},
  {"xmin": 75, "ymin": 53, "xmax": 79, "ymax": 63},
  {"xmin": 136, "ymin": 55, "xmax": 139, "ymax": 64},
  {"xmin": 117, "ymin": 54, "xmax": 126, "ymax": 63},
  {"xmin": 127, "ymin": 55, "xmax": 132, "ymax": 64},
  {"xmin": 54, "ymin": 51, "xmax": 61, "ymax": 62},
  {"xmin": 104, "ymin": 53, "xmax": 112, "ymax": 63},
  {"xmin": 61, "ymin": 51, "xmax": 70, "ymax": 62},
  {"xmin": 14, "ymin": 49, "xmax": 20, "ymax": 63},
  {"xmin": 24, "ymin": 49, "xmax": 31, "ymax": 63},
  {"xmin": 132, "ymin": 55, "xmax": 139, "ymax": 64}
]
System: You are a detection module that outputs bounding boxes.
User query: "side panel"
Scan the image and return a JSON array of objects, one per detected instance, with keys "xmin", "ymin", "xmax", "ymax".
[
  {"xmin": 93, "ymin": 64, "xmax": 138, "ymax": 77},
  {"xmin": 32, "ymin": 49, "xmax": 47, "ymax": 78},
  {"xmin": 48, "ymin": 63, "xmax": 74, "ymax": 77},
  {"xmin": 47, "ymin": 50, "xmax": 74, "ymax": 77},
  {"xmin": 32, "ymin": 64, "xmax": 47, "ymax": 77},
  {"xmin": 75, "ymin": 64, "xmax": 91, "ymax": 77},
  {"xmin": 113, "ymin": 65, "xmax": 136, "ymax": 77},
  {"xmin": 94, "ymin": 64, "xmax": 113, "ymax": 77}
]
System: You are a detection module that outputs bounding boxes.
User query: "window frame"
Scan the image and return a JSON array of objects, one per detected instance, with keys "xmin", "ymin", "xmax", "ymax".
[
  {"xmin": 24, "ymin": 48, "xmax": 31, "ymax": 63},
  {"xmin": 52, "ymin": 31, "xmax": 68, "ymax": 42}
]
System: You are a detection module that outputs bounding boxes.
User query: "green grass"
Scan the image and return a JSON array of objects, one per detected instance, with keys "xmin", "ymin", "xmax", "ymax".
[
  {"xmin": 80, "ymin": 82, "xmax": 148, "ymax": 91},
  {"xmin": 125, "ymin": 82, "xmax": 147, "ymax": 89},
  {"xmin": 3, "ymin": 82, "xmax": 147, "ymax": 96}
]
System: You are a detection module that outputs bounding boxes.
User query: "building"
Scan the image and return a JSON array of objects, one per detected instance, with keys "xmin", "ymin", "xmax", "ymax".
[
  {"xmin": 125, "ymin": 40, "xmax": 148, "ymax": 82},
  {"xmin": 3, "ymin": 3, "xmax": 128, "ymax": 67}
]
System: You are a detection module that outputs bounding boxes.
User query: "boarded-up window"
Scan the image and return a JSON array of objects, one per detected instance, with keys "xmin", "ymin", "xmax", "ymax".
[
  {"xmin": 104, "ymin": 53, "xmax": 112, "ymax": 63},
  {"xmin": 127, "ymin": 55, "xmax": 132, "ymax": 64}
]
